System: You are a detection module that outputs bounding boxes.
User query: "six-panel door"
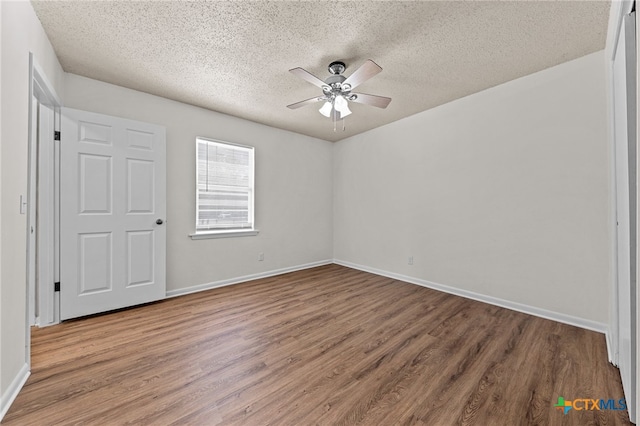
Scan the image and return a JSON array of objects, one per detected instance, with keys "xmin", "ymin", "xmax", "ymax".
[{"xmin": 60, "ymin": 108, "xmax": 166, "ymax": 320}]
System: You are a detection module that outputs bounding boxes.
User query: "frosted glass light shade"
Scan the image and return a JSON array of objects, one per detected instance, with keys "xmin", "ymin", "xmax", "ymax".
[
  {"xmin": 334, "ymin": 96, "xmax": 352, "ymax": 117},
  {"xmin": 319, "ymin": 101, "xmax": 333, "ymax": 117}
]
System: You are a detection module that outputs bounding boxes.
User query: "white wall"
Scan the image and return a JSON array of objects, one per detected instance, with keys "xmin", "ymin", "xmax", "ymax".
[
  {"xmin": 0, "ymin": 0, "xmax": 64, "ymax": 412},
  {"xmin": 63, "ymin": 74, "xmax": 334, "ymax": 294},
  {"xmin": 334, "ymin": 51, "xmax": 610, "ymax": 326}
]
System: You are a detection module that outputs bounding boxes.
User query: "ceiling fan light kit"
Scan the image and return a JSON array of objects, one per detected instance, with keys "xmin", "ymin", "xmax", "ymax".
[{"xmin": 287, "ymin": 59, "xmax": 392, "ymax": 131}]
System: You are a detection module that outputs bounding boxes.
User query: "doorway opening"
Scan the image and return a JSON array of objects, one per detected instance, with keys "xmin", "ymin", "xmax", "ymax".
[{"xmin": 27, "ymin": 53, "xmax": 62, "ymax": 364}]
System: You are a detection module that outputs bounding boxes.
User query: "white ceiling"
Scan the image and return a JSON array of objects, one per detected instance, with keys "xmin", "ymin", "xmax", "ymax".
[{"xmin": 31, "ymin": 1, "xmax": 611, "ymax": 142}]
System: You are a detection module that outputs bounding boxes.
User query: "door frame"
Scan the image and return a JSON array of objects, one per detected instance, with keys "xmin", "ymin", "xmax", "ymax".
[
  {"xmin": 27, "ymin": 53, "xmax": 62, "ymax": 364},
  {"xmin": 636, "ymin": 3, "xmax": 640, "ymax": 419}
]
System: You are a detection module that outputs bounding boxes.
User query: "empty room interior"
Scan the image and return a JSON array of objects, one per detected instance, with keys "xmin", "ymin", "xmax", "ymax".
[{"xmin": 1, "ymin": 0, "xmax": 639, "ymax": 424}]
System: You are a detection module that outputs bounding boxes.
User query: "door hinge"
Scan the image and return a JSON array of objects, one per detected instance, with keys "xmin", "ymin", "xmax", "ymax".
[
  {"xmin": 54, "ymin": 131, "xmax": 61, "ymax": 141},
  {"xmin": 54, "ymin": 282, "xmax": 60, "ymax": 292}
]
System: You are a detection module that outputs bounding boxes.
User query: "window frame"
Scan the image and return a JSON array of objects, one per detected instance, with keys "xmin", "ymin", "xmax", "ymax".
[{"xmin": 191, "ymin": 137, "xmax": 257, "ymax": 239}]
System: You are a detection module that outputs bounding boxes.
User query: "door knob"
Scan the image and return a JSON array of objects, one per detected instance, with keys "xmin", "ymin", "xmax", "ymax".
[{"xmin": 156, "ymin": 219, "xmax": 164, "ymax": 225}]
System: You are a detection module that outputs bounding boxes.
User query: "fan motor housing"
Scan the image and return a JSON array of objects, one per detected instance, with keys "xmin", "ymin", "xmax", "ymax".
[{"xmin": 325, "ymin": 74, "xmax": 346, "ymax": 86}]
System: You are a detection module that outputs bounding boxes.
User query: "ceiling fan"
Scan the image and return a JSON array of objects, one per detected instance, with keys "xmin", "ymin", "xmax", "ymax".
[{"xmin": 287, "ymin": 59, "xmax": 391, "ymax": 128}]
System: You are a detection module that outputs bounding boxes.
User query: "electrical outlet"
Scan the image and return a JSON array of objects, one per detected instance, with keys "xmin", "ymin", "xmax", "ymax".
[
  {"xmin": 259, "ymin": 252, "xmax": 264, "ymax": 261},
  {"xmin": 408, "ymin": 256, "xmax": 413, "ymax": 265}
]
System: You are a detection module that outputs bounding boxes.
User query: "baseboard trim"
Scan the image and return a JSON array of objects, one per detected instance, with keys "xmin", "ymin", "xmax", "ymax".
[
  {"xmin": 0, "ymin": 363, "xmax": 30, "ymax": 422},
  {"xmin": 166, "ymin": 259, "xmax": 334, "ymax": 298},
  {"xmin": 333, "ymin": 259, "xmax": 608, "ymax": 335}
]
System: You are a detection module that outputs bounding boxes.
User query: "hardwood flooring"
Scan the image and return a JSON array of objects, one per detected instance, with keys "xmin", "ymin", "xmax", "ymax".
[{"xmin": 3, "ymin": 264, "xmax": 630, "ymax": 425}]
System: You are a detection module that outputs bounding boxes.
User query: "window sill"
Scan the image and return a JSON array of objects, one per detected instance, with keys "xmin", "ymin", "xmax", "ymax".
[{"xmin": 189, "ymin": 229, "xmax": 259, "ymax": 240}]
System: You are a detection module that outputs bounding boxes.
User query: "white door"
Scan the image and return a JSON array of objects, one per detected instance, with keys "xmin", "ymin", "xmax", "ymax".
[
  {"xmin": 613, "ymin": 9, "xmax": 637, "ymax": 423},
  {"xmin": 60, "ymin": 108, "xmax": 166, "ymax": 320}
]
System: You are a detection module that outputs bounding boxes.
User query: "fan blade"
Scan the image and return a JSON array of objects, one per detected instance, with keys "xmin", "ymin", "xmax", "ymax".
[
  {"xmin": 289, "ymin": 67, "xmax": 327, "ymax": 88},
  {"xmin": 343, "ymin": 60, "xmax": 382, "ymax": 90},
  {"xmin": 351, "ymin": 93, "xmax": 391, "ymax": 109},
  {"xmin": 287, "ymin": 96, "xmax": 325, "ymax": 109}
]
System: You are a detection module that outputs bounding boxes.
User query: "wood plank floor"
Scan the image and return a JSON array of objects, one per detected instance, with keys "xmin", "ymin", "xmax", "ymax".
[{"xmin": 3, "ymin": 264, "xmax": 631, "ymax": 425}]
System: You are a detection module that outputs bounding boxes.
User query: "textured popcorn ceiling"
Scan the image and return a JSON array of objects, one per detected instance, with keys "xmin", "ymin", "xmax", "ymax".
[{"xmin": 31, "ymin": 1, "xmax": 610, "ymax": 142}]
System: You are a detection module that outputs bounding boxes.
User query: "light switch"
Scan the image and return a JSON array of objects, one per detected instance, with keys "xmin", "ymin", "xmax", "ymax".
[{"xmin": 20, "ymin": 195, "xmax": 27, "ymax": 214}]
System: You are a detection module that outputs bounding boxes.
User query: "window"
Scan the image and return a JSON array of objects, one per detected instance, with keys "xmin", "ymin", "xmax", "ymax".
[{"xmin": 195, "ymin": 138, "xmax": 255, "ymax": 235}]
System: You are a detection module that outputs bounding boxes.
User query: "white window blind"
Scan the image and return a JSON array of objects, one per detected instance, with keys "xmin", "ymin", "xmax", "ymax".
[{"xmin": 196, "ymin": 138, "xmax": 254, "ymax": 232}]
